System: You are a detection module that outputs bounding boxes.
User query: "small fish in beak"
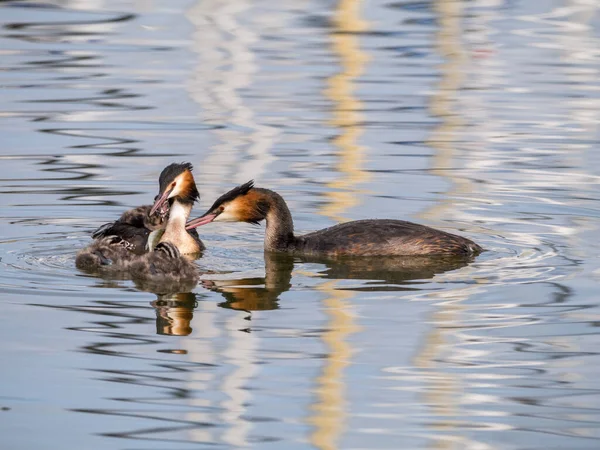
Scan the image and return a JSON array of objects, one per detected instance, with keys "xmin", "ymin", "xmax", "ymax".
[{"xmin": 150, "ymin": 187, "xmax": 174, "ymax": 217}]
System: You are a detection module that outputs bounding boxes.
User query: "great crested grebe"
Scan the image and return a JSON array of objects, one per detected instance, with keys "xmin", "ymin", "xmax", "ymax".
[
  {"xmin": 76, "ymin": 162, "xmax": 204, "ymax": 271},
  {"xmin": 186, "ymin": 181, "xmax": 482, "ymax": 257},
  {"xmin": 90, "ymin": 162, "xmax": 201, "ymax": 254}
]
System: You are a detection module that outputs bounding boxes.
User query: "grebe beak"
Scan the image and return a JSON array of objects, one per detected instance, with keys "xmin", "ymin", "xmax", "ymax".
[
  {"xmin": 186, "ymin": 213, "xmax": 217, "ymax": 230},
  {"xmin": 150, "ymin": 187, "xmax": 173, "ymax": 216}
]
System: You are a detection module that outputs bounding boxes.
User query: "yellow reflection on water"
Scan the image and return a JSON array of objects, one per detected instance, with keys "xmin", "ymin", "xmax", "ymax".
[
  {"xmin": 309, "ymin": 0, "xmax": 368, "ymax": 448},
  {"xmin": 320, "ymin": 0, "xmax": 370, "ymax": 223},
  {"xmin": 308, "ymin": 281, "xmax": 361, "ymax": 450}
]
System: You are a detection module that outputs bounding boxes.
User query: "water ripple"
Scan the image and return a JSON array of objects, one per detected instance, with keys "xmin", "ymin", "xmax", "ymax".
[{"xmin": 2, "ymin": 0, "xmax": 600, "ymax": 449}]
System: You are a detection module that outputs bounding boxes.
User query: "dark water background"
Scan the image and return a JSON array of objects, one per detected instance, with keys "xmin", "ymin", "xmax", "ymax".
[{"xmin": 1, "ymin": 0, "xmax": 600, "ymax": 449}]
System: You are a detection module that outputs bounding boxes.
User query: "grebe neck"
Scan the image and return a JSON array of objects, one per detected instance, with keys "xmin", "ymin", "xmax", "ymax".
[
  {"xmin": 256, "ymin": 188, "xmax": 297, "ymax": 252},
  {"xmin": 160, "ymin": 199, "xmax": 199, "ymax": 256},
  {"xmin": 164, "ymin": 199, "xmax": 191, "ymax": 234}
]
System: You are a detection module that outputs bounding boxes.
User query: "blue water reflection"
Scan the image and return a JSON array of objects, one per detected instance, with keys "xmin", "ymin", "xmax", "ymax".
[{"xmin": 1, "ymin": 0, "xmax": 600, "ymax": 449}]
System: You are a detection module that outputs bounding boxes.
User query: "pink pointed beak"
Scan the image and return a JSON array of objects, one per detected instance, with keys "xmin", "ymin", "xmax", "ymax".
[
  {"xmin": 186, "ymin": 213, "xmax": 217, "ymax": 230},
  {"xmin": 150, "ymin": 188, "xmax": 173, "ymax": 217}
]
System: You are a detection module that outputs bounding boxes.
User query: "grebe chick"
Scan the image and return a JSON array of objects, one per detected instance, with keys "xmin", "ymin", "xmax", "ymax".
[
  {"xmin": 186, "ymin": 181, "xmax": 482, "ymax": 257},
  {"xmin": 128, "ymin": 242, "xmax": 200, "ymax": 291},
  {"xmin": 76, "ymin": 162, "xmax": 203, "ymax": 271},
  {"xmin": 91, "ymin": 202, "xmax": 169, "ymax": 255},
  {"xmin": 75, "ymin": 235, "xmax": 139, "ymax": 272}
]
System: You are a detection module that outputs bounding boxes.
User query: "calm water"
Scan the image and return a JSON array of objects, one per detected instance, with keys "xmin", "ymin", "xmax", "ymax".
[{"xmin": 1, "ymin": 0, "xmax": 600, "ymax": 449}]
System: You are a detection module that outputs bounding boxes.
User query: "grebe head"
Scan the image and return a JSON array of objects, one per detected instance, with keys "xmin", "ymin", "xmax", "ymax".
[
  {"xmin": 186, "ymin": 180, "xmax": 260, "ymax": 229},
  {"xmin": 150, "ymin": 162, "xmax": 199, "ymax": 216}
]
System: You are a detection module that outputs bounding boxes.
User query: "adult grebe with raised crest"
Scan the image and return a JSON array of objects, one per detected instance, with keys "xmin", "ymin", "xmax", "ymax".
[
  {"xmin": 186, "ymin": 181, "xmax": 482, "ymax": 257},
  {"xmin": 76, "ymin": 162, "xmax": 204, "ymax": 271}
]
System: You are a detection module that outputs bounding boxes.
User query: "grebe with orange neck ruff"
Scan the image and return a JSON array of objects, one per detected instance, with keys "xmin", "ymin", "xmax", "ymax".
[
  {"xmin": 76, "ymin": 163, "xmax": 204, "ymax": 271},
  {"xmin": 186, "ymin": 181, "xmax": 482, "ymax": 257}
]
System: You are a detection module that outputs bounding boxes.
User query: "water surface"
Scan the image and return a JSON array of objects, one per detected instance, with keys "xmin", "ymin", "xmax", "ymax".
[{"xmin": 1, "ymin": 0, "xmax": 600, "ymax": 449}]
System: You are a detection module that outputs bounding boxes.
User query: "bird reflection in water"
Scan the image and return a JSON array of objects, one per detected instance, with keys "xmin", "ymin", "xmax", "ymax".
[
  {"xmin": 133, "ymin": 271, "xmax": 199, "ymax": 296},
  {"xmin": 304, "ymin": 254, "xmax": 476, "ymax": 290},
  {"xmin": 202, "ymin": 251, "xmax": 475, "ymax": 315},
  {"xmin": 151, "ymin": 292, "xmax": 199, "ymax": 336},
  {"xmin": 90, "ymin": 249, "xmax": 473, "ymax": 339},
  {"xmin": 202, "ymin": 253, "xmax": 294, "ymax": 312},
  {"xmin": 145, "ymin": 254, "xmax": 293, "ymax": 337}
]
